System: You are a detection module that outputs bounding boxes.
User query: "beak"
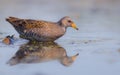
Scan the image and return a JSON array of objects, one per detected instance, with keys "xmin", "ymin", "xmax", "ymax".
[
  {"xmin": 71, "ymin": 23, "xmax": 79, "ymax": 30},
  {"xmin": 71, "ymin": 53, "xmax": 79, "ymax": 61}
]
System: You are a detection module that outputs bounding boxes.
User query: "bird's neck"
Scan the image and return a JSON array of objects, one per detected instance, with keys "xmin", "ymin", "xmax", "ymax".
[
  {"xmin": 61, "ymin": 26, "xmax": 66, "ymax": 33},
  {"xmin": 57, "ymin": 21, "xmax": 67, "ymax": 32}
]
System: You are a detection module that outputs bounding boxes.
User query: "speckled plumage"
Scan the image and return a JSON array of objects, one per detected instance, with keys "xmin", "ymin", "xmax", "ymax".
[
  {"xmin": 6, "ymin": 16, "xmax": 78, "ymax": 42},
  {"xmin": 7, "ymin": 42, "xmax": 79, "ymax": 66}
]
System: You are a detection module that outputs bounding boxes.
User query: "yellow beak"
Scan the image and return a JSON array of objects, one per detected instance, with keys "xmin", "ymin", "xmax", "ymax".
[
  {"xmin": 71, "ymin": 53, "xmax": 79, "ymax": 61},
  {"xmin": 71, "ymin": 23, "xmax": 79, "ymax": 30}
]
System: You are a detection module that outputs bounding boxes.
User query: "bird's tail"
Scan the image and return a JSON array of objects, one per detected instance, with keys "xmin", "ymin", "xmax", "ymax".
[
  {"xmin": 6, "ymin": 17, "xmax": 19, "ymax": 26},
  {"xmin": 6, "ymin": 16, "xmax": 26, "ymax": 35}
]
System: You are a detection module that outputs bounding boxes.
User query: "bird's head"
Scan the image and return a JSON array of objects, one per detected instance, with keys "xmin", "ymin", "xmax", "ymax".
[{"xmin": 59, "ymin": 16, "xmax": 79, "ymax": 30}]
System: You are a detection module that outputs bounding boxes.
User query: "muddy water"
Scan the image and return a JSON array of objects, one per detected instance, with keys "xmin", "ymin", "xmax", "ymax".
[{"xmin": 0, "ymin": 0, "xmax": 120, "ymax": 75}]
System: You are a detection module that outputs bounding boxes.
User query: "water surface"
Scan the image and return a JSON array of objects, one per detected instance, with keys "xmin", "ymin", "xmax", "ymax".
[{"xmin": 0, "ymin": 0, "xmax": 120, "ymax": 75}]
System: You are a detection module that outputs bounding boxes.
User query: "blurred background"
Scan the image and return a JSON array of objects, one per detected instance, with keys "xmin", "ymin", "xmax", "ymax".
[
  {"xmin": 0, "ymin": 0, "xmax": 120, "ymax": 75},
  {"xmin": 0, "ymin": 0, "xmax": 120, "ymax": 36}
]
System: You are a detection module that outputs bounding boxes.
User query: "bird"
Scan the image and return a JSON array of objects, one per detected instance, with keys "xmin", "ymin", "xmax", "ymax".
[
  {"xmin": 7, "ymin": 41, "xmax": 79, "ymax": 66},
  {"xmin": 6, "ymin": 16, "xmax": 78, "ymax": 42}
]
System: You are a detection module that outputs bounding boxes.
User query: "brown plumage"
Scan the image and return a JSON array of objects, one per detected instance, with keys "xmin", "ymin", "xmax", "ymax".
[
  {"xmin": 7, "ymin": 42, "xmax": 79, "ymax": 66},
  {"xmin": 6, "ymin": 16, "xmax": 78, "ymax": 42}
]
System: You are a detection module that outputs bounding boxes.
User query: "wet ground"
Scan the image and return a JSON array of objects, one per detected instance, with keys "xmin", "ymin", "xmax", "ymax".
[{"xmin": 0, "ymin": 0, "xmax": 120, "ymax": 75}]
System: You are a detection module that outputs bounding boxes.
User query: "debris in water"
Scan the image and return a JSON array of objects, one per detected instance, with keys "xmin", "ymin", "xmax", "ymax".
[{"xmin": 2, "ymin": 35, "xmax": 15, "ymax": 45}]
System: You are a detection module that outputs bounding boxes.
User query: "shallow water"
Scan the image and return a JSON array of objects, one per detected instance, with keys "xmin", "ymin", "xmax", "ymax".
[{"xmin": 0, "ymin": 0, "xmax": 120, "ymax": 75}]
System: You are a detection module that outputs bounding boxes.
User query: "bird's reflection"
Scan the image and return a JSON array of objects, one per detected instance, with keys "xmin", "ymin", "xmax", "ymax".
[{"xmin": 8, "ymin": 42, "xmax": 79, "ymax": 66}]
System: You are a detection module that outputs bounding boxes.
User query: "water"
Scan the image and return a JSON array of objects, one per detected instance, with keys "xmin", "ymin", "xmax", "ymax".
[{"xmin": 0, "ymin": 0, "xmax": 120, "ymax": 75}]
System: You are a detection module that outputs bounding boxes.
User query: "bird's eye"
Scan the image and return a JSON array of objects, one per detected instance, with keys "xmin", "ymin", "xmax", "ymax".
[{"xmin": 68, "ymin": 20, "xmax": 72, "ymax": 23}]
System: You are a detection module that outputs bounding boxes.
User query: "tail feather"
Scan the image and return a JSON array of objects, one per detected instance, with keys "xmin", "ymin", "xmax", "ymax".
[
  {"xmin": 6, "ymin": 16, "xmax": 19, "ymax": 23},
  {"xmin": 6, "ymin": 16, "xmax": 25, "ymax": 34},
  {"xmin": 6, "ymin": 16, "xmax": 23, "ymax": 27}
]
